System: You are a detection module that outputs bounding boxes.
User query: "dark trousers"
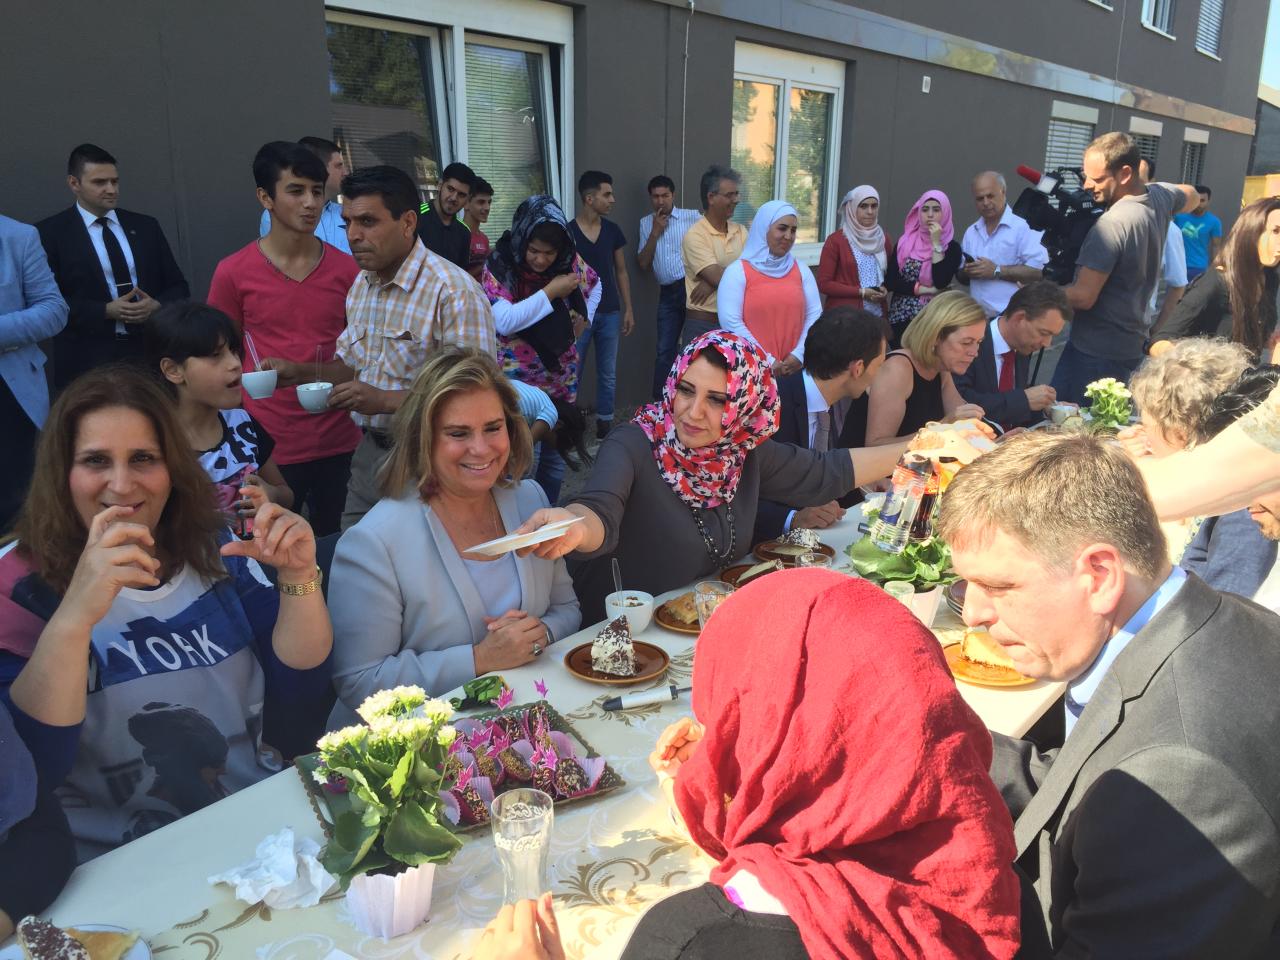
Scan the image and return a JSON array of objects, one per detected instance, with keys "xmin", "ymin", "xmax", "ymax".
[
  {"xmin": 278, "ymin": 451, "xmax": 354, "ymax": 538},
  {"xmin": 0, "ymin": 379, "xmax": 38, "ymax": 534},
  {"xmin": 1049, "ymin": 341, "xmax": 1143, "ymax": 407},
  {"xmin": 53, "ymin": 333, "xmax": 147, "ymax": 391},
  {"xmin": 652, "ymin": 280, "xmax": 687, "ymax": 398}
]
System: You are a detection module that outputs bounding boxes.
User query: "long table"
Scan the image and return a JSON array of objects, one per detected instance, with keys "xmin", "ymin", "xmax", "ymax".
[{"xmin": 16, "ymin": 510, "xmax": 1063, "ymax": 959}]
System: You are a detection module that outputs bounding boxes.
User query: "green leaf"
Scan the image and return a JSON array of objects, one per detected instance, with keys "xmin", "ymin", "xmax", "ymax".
[
  {"xmin": 382, "ymin": 800, "xmax": 463, "ymax": 866},
  {"xmin": 387, "ymin": 750, "xmax": 413, "ymax": 799},
  {"xmin": 322, "ymin": 810, "xmax": 381, "ymax": 882}
]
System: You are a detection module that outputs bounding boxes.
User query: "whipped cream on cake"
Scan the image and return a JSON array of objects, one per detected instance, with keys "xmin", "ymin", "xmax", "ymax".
[
  {"xmin": 591, "ymin": 615, "xmax": 637, "ymax": 676},
  {"xmin": 777, "ymin": 527, "xmax": 822, "ymax": 550}
]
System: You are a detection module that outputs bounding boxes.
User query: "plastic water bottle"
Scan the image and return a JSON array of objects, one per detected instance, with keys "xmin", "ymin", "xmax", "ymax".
[{"xmin": 869, "ymin": 454, "xmax": 933, "ymax": 554}]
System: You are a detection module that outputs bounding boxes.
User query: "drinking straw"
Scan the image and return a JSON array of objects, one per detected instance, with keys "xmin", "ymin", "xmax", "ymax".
[
  {"xmin": 315, "ymin": 345, "xmax": 322, "ymax": 384},
  {"xmin": 244, "ymin": 332, "xmax": 263, "ymax": 372}
]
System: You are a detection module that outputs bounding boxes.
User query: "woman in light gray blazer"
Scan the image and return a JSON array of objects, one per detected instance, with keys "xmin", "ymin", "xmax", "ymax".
[{"xmin": 328, "ymin": 350, "xmax": 579, "ymax": 725}]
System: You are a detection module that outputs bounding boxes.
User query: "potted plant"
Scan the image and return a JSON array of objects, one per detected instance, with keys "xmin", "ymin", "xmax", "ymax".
[
  {"xmin": 1083, "ymin": 377, "xmax": 1134, "ymax": 433},
  {"xmin": 314, "ymin": 685, "xmax": 462, "ymax": 939},
  {"xmin": 845, "ymin": 520, "xmax": 958, "ymax": 626}
]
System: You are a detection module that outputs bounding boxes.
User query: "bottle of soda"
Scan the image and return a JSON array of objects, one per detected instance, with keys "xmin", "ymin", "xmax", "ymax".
[
  {"xmin": 869, "ymin": 454, "xmax": 932, "ymax": 554},
  {"xmin": 909, "ymin": 462, "xmax": 940, "ymax": 542}
]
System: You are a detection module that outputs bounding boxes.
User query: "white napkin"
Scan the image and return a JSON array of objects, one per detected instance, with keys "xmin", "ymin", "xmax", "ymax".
[{"xmin": 209, "ymin": 826, "xmax": 336, "ymax": 909}]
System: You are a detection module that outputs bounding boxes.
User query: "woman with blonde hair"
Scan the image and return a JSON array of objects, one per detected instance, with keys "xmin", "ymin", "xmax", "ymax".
[
  {"xmin": 863, "ymin": 290, "xmax": 987, "ymax": 446},
  {"xmin": 327, "ymin": 348, "xmax": 579, "ymax": 725}
]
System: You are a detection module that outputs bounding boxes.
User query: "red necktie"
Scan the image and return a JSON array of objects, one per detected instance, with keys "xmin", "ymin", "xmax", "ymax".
[{"xmin": 998, "ymin": 350, "xmax": 1015, "ymax": 393}]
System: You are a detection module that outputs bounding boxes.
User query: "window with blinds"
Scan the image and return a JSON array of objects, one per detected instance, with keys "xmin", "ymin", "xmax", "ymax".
[
  {"xmin": 1133, "ymin": 133, "xmax": 1160, "ymax": 166},
  {"xmin": 465, "ymin": 41, "xmax": 552, "ymax": 232},
  {"xmin": 326, "ymin": 21, "xmax": 443, "ymax": 198},
  {"xmin": 1045, "ymin": 118, "xmax": 1095, "ymax": 173},
  {"xmin": 1195, "ymin": 0, "xmax": 1224, "ymax": 55},
  {"xmin": 1180, "ymin": 141, "xmax": 1206, "ymax": 184},
  {"xmin": 1142, "ymin": 0, "xmax": 1177, "ymax": 34}
]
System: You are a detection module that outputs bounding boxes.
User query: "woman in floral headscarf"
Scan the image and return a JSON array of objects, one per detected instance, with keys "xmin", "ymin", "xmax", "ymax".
[
  {"xmin": 885, "ymin": 190, "xmax": 963, "ymax": 344},
  {"xmin": 517, "ymin": 331, "xmax": 921, "ymax": 622},
  {"xmin": 817, "ymin": 186, "xmax": 895, "ymax": 316},
  {"xmin": 481, "ymin": 195, "xmax": 601, "ymax": 501}
]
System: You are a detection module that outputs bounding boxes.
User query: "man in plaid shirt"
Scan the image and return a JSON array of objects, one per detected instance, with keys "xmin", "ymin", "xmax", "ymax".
[{"xmin": 306, "ymin": 165, "xmax": 496, "ymax": 529}]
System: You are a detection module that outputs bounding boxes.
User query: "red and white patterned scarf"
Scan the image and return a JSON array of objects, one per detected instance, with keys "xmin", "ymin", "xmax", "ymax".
[{"xmin": 633, "ymin": 331, "xmax": 780, "ymax": 508}]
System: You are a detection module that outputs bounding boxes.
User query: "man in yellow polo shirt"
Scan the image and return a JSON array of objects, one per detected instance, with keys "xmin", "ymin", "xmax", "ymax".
[{"xmin": 681, "ymin": 164, "xmax": 748, "ymax": 343}]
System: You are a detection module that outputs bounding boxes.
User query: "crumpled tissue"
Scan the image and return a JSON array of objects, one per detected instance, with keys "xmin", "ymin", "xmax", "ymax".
[{"xmin": 208, "ymin": 826, "xmax": 336, "ymax": 909}]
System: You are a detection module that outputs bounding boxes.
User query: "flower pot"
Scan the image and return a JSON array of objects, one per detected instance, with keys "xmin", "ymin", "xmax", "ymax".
[
  {"xmin": 345, "ymin": 862, "xmax": 437, "ymax": 939},
  {"xmin": 908, "ymin": 585, "xmax": 943, "ymax": 627}
]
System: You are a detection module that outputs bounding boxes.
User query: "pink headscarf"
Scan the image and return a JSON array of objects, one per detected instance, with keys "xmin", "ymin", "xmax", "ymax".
[{"xmin": 897, "ymin": 190, "xmax": 954, "ymax": 291}]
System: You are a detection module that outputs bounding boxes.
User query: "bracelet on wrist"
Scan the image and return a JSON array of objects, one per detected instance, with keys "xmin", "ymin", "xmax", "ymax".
[{"xmin": 278, "ymin": 565, "xmax": 323, "ymax": 596}]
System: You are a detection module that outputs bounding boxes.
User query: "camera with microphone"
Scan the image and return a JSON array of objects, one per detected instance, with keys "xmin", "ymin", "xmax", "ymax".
[{"xmin": 1012, "ymin": 164, "xmax": 1102, "ymax": 284}]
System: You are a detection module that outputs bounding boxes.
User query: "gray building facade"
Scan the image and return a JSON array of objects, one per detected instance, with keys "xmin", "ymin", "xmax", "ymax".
[{"xmin": 2, "ymin": 0, "xmax": 1267, "ymax": 410}]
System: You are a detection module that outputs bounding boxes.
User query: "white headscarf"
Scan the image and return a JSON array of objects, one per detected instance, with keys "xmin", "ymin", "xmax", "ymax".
[
  {"xmin": 740, "ymin": 200, "xmax": 801, "ymax": 279},
  {"xmin": 840, "ymin": 186, "xmax": 887, "ymax": 270}
]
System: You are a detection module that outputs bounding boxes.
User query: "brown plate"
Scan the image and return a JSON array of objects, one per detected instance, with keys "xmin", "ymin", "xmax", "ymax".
[
  {"xmin": 753, "ymin": 539, "xmax": 837, "ymax": 566},
  {"xmin": 654, "ymin": 595, "xmax": 700, "ymax": 634},
  {"xmin": 943, "ymin": 643, "xmax": 1036, "ymax": 688},
  {"xmin": 564, "ymin": 640, "xmax": 671, "ymax": 685},
  {"xmin": 720, "ymin": 562, "xmax": 788, "ymax": 588}
]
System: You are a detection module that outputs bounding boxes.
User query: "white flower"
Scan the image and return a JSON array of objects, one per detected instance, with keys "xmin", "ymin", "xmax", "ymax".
[
  {"xmin": 438, "ymin": 725, "xmax": 458, "ymax": 748},
  {"xmin": 312, "ymin": 769, "xmax": 329, "ymax": 785},
  {"xmin": 317, "ymin": 725, "xmax": 367, "ymax": 756},
  {"xmin": 420, "ymin": 698, "xmax": 454, "ymax": 724},
  {"xmin": 357, "ymin": 685, "xmax": 428, "ymax": 724}
]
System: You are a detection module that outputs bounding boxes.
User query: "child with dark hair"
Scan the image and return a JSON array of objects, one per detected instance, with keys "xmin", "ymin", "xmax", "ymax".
[{"xmin": 145, "ymin": 302, "xmax": 293, "ymax": 523}]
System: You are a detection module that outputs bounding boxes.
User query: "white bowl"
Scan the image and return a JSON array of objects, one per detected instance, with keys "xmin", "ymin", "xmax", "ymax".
[
  {"xmin": 604, "ymin": 590, "xmax": 655, "ymax": 633},
  {"xmin": 296, "ymin": 381, "xmax": 333, "ymax": 413},
  {"xmin": 1047, "ymin": 402, "xmax": 1079, "ymax": 425},
  {"xmin": 241, "ymin": 369, "xmax": 278, "ymax": 399}
]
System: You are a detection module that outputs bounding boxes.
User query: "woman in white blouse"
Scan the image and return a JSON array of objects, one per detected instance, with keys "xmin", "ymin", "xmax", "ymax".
[{"xmin": 326, "ymin": 349, "xmax": 580, "ymax": 725}]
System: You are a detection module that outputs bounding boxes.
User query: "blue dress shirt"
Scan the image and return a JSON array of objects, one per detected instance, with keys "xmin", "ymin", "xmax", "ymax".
[{"xmin": 1065, "ymin": 566, "xmax": 1187, "ymax": 737}]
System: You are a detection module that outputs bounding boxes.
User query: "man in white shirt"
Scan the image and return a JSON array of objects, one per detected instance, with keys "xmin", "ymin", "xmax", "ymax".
[
  {"xmin": 754, "ymin": 306, "xmax": 887, "ymax": 541},
  {"xmin": 637, "ymin": 175, "xmax": 701, "ymax": 398},
  {"xmin": 958, "ymin": 171, "xmax": 1048, "ymax": 317}
]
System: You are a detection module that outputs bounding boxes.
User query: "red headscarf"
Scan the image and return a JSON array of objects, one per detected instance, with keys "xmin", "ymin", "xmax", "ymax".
[
  {"xmin": 632, "ymin": 330, "xmax": 780, "ymax": 509},
  {"xmin": 674, "ymin": 570, "xmax": 1021, "ymax": 959},
  {"xmin": 897, "ymin": 190, "xmax": 955, "ymax": 295}
]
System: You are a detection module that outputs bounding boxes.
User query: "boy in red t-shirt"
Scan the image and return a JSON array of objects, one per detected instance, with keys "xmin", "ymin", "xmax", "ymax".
[
  {"xmin": 207, "ymin": 141, "xmax": 362, "ymax": 536},
  {"xmin": 464, "ymin": 176, "xmax": 493, "ymax": 281}
]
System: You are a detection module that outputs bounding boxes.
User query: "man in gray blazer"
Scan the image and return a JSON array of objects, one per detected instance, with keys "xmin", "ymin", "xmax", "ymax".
[
  {"xmin": 0, "ymin": 213, "xmax": 68, "ymax": 529},
  {"xmin": 937, "ymin": 431, "xmax": 1280, "ymax": 957}
]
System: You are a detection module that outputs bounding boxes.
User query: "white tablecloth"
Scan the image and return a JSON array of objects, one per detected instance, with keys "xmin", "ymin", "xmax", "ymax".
[{"xmin": 19, "ymin": 509, "xmax": 1063, "ymax": 958}]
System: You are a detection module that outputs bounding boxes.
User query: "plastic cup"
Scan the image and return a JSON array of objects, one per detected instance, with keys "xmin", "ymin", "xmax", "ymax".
[
  {"xmin": 796, "ymin": 552, "xmax": 832, "ymax": 568},
  {"xmin": 883, "ymin": 580, "xmax": 915, "ymax": 605},
  {"xmin": 694, "ymin": 580, "xmax": 734, "ymax": 629}
]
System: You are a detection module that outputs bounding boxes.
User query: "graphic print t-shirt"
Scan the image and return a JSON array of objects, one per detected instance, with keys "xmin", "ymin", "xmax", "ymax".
[
  {"xmin": 199, "ymin": 409, "xmax": 275, "ymax": 518},
  {"xmin": 62, "ymin": 553, "xmax": 282, "ymax": 858}
]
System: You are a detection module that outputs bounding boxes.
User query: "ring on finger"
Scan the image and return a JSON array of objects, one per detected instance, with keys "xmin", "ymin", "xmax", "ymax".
[{"xmin": 532, "ymin": 642, "xmax": 542, "ymax": 656}]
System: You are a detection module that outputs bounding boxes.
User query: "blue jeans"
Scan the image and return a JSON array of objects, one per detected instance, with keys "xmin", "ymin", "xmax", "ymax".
[
  {"xmin": 652, "ymin": 282, "xmax": 686, "ymax": 399},
  {"xmin": 1050, "ymin": 341, "xmax": 1143, "ymax": 407},
  {"xmin": 576, "ymin": 309, "xmax": 620, "ymax": 422},
  {"xmin": 532, "ymin": 438, "xmax": 566, "ymax": 505}
]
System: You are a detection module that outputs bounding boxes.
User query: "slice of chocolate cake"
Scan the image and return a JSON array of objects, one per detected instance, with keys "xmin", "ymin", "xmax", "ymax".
[
  {"xmin": 591, "ymin": 615, "xmax": 637, "ymax": 677},
  {"xmin": 16, "ymin": 916, "xmax": 90, "ymax": 960}
]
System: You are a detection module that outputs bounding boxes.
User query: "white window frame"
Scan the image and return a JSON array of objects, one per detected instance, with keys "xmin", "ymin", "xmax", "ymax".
[
  {"xmin": 327, "ymin": 0, "xmax": 574, "ymax": 213},
  {"xmin": 733, "ymin": 42, "xmax": 845, "ymax": 266},
  {"xmin": 324, "ymin": 12, "xmax": 454, "ymax": 170},
  {"xmin": 455, "ymin": 32, "xmax": 562, "ymax": 203},
  {"xmin": 1141, "ymin": 0, "xmax": 1177, "ymax": 39}
]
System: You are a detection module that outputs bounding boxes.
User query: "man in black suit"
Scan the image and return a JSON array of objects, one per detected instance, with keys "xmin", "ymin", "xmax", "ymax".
[
  {"xmin": 37, "ymin": 143, "xmax": 189, "ymax": 388},
  {"xmin": 754, "ymin": 306, "xmax": 887, "ymax": 542},
  {"xmin": 938, "ymin": 432, "xmax": 1280, "ymax": 956},
  {"xmin": 953, "ymin": 280, "xmax": 1068, "ymax": 429}
]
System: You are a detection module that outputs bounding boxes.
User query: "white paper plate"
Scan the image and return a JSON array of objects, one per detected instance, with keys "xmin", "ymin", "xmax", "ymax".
[
  {"xmin": 0, "ymin": 923, "xmax": 150, "ymax": 959},
  {"xmin": 463, "ymin": 516, "xmax": 582, "ymax": 557}
]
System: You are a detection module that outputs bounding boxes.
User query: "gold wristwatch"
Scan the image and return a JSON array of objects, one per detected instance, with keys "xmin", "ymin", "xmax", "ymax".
[{"xmin": 278, "ymin": 566, "xmax": 323, "ymax": 596}]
